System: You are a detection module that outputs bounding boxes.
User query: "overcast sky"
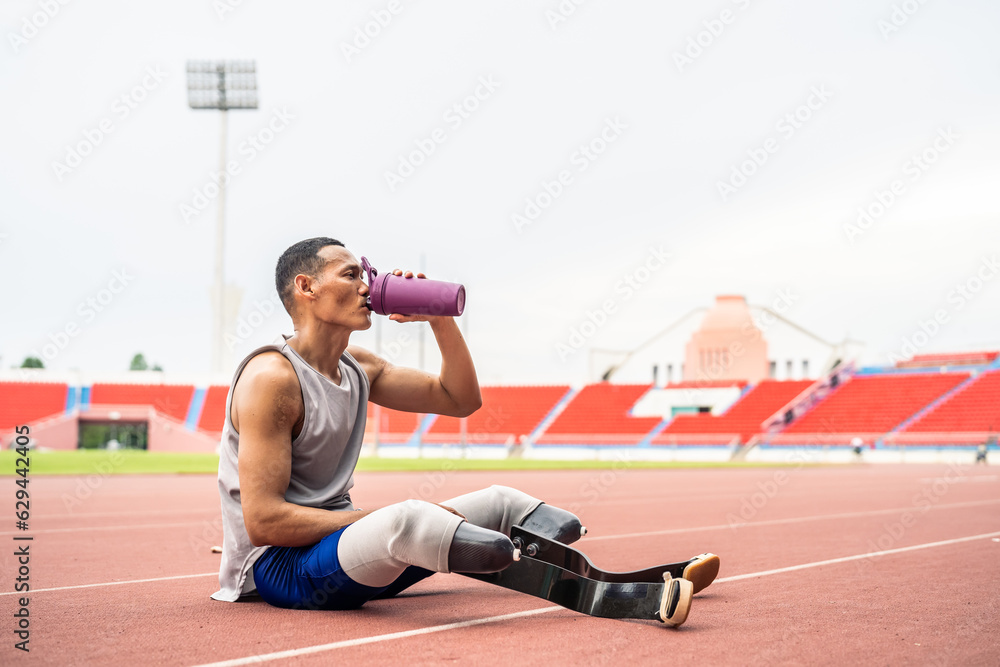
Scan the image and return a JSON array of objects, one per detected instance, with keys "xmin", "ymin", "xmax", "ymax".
[{"xmin": 1, "ymin": 1, "xmax": 998, "ymax": 385}]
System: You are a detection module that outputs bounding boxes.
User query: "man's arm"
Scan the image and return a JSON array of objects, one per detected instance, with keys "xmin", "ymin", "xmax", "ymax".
[
  {"xmin": 349, "ymin": 317, "xmax": 482, "ymax": 418},
  {"xmin": 235, "ymin": 352, "xmax": 373, "ymax": 547}
]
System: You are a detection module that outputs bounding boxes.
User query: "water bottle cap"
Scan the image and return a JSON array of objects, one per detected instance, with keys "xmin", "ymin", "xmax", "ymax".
[{"xmin": 360, "ymin": 256, "xmax": 384, "ymax": 314}]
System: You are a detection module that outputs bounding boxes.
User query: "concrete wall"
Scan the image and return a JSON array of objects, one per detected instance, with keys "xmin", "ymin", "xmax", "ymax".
[
  {"xmin": 2, "ymin": 413, "xmax": 78, "ymax": 450},
  {"xmin": 2, "ymin": 406, "xmax": 220, "ymax": 453},
  {"xmin": 148, "ymin": 411, "xmax": 219, "ymax": 453}
]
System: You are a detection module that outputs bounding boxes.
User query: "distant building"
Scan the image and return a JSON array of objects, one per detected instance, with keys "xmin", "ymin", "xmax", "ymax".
[{"xmin": 590, "ymin": 295, "xmax": 863, "ymax": 386}]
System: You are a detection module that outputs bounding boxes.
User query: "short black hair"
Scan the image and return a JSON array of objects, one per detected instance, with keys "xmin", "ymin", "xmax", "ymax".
[{"xmin": 275, "ymin": 237, "xmax": 345, "ymax": 315}]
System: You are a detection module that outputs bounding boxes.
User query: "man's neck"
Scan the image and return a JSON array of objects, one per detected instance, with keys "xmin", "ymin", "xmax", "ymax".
[{"xmin": 285, "ymin": 320, "xmax": 352, "ymax": 383}]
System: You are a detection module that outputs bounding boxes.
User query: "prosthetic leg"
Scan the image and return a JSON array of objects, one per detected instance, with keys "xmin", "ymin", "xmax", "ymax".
[{"xmin": 462, "ymin": 525, "xmax": 720, "ymax": 628}]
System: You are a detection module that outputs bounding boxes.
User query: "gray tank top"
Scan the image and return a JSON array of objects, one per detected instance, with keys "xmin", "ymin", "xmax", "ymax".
[{"xmin": 211, "ymin": 335, "xmax": 370, "ymax": 601}]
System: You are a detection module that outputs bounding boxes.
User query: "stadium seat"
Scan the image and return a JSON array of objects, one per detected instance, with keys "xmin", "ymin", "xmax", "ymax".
[
  {"xmin": 90, "ymin": 383, "xmax": 195, "ymax": 422},
  {"xmin": 537, "ymin": 383, "xmax": 660, "ymax": 445},
  {"xmin": 903, "ymin": 369, "xmax": 1000, "ymax": 433},
  {"xmin": 781, "ymin": 373, "xmax": 969, "ymax": 435},
  {"xmin": 655, "ymin": 379, "xmax": 813, "ymax": 444},
  {"xmin": 428, "ymin": 385, "xmax": 569, "ymax": 444},
  {"xmin": 0, "ymin": 381, "xmax": 68, "ymax": 431},
  {"xmin": 896, "ymin": 351, "xmax": 998, "ymax": 369},
  {"xmin": 197, "ymin": 385, "xmax": 231, "ymax": 434},
  {"xmin": 365, "ymin": 403, "xmax": 424, "ymax": 443}
]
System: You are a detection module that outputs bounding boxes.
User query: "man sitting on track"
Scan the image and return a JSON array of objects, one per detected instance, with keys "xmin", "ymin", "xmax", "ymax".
[
  {"xmin": 211, "ymin": 237, "xmax": 709, "ymax": 625},
  {"xmin": 211, "ymin": 237, "xmax": 590, "ymax": 612}
]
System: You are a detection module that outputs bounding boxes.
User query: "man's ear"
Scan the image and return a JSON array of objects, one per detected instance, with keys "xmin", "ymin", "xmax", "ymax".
[{"xmin": 294, "ymin": 273, "xmax": 315, "ymax": 297}]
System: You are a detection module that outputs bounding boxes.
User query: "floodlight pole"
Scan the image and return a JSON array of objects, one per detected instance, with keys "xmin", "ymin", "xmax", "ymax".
[
  {"xmin": 214, "ymin": 105, "xmax": 228, "ymax": 379},
  {"xmin": 187, "ymin": 59, "xmax": 257, "ymax": 376}
]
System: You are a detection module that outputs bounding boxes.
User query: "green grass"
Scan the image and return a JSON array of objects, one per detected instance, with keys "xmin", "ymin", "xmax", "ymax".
[
  {"xmin": 0, "ymin": 449, "xmax": 804, "ymax": 476},
  {"xmin": 0, "ymin": 450, "xmax": 220, "ymax": 475},
  {"xmin": 353, "ymin": 457, "xmax": 782, "ymax": 472}
]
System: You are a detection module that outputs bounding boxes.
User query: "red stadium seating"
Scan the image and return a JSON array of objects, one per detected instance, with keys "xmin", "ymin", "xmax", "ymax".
[
  {"xmin": 6, "ymin": 361, "xmax": 999, "ymax": 448},
  {"xmin": 781, "ymin": 373, "xmax": 969, "ymax": 435},
  {"xmin": 903, "ymin": 370, "xmax": 1000, "ymax": 433},
  {"xmin": 655, "ymin": 379, "xmax": 813, "ymax": 444},
  {"xmin": 197, "ymin": 385, "xmax": 231, "ymax": 433},
  {"xmin": 0, "ymin": 381, "xmax": 67, "ymax": 431},
  {"xmin": 364, "ymin": 403, "xmax": 424, "ymax": 443},
  {"xmin": 90, "ymin": 383, "xmax": 195, "ymax": 422},
  {"xmin": 428, "ymin": 385, "xmax": 569, "ymax": 443},
  {"xmin": 537, "ymin": 383, "xmax": 660, "ymax": 444},
  {"xmin": 896, "ymin": 351, "xmax": 998, "ymax": 369}
]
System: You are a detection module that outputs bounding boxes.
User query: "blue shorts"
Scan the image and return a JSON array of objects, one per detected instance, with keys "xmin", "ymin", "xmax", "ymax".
[{"xmin": 252, "ymin": 526, "xmax": 434, "ymax": 610}]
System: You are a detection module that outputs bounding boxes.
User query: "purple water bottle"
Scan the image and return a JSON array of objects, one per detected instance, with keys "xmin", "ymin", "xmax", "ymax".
[{"xmin": 361, "ymin": 256, "xmax": 466, "ymax": 317}]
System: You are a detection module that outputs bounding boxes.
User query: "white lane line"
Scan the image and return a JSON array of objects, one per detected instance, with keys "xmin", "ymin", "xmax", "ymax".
[
  {"xmin": 191, "ymin": 607, "xmax": 560, "ymax": 667},
  {"xmin": 716, "ymin": 530, "xmax": 1000, "ymax": 583},
  {"xmin": 12, "ymin": 498, "xmax": 997, "ymax": 540},
  {"xmin": 583, "ymin": 498, "xmax": 1000, "ymax": 542},
  {"xmin": 33, "ymin": 508, "xmax": 218, "ymax": 520},
  {"xmin": 917, "ymin": 475, "xmax": 996, "ymax": 483},
  {"xmin": 0, "ymin": 572, "xmax": 217, "ymax": 597},
  {"xmin": 189, "ymin": 531, "xmax": 1000, "ymax": 667},
  {"xmin": 9, "ymin": 507, "xmax": 998, "ymax": 599},
  {"xmin": 0, "ymin": 521, "xmax": 203, "ymax": 536}
]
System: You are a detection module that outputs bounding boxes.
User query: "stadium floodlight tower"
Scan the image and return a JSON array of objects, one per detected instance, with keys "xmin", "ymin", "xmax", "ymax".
[{"xmin": 186, "ymin": 59, "xmax": 258, "ymax": 376}]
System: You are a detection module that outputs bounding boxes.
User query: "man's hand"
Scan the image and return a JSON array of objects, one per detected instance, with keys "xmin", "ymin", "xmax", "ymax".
[
  {"xmin": 348, "ymin": 269, "xmax": 482, "ymax": 418},
  {"xmin": 386, "ymin": 269, "xmax": 435, "ymax": 324}
]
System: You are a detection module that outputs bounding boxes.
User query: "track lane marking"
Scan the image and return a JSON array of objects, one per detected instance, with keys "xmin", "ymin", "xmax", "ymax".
[
  {"xmin": 187, "ymin": 530, "xmax": 1000, "ymax": 667},
  {"xmin": 6, "ymin": 504, "xmax": 997, "ymax": 598},
  {"xmin": 917, "ymin": 475, "xmax": 996, "ymax": 483},
  {"xmin": 584, "ymin": 498, "xmax": 1000, "ymax": 541},
  {"xmin": 0, "ymin": 572, "xmax": 217, "ymax": 596},
  {"xmin": 715, "ymin": 530, "xmax": 1000, "ymax": 583},
  {"xmin": 32, "ymin": 508, "xmax": 219, "ymax": 520},
  {"xmin": 9, "ymin": 498, "xmax": 998, "ymax": 538},
  {"xmin": 0, "ymin": 521, "xmax": 205, "ymax": 536},
  {"xmin": 191, "ymin": 607, "xmax": 561, "ymax": 667}
]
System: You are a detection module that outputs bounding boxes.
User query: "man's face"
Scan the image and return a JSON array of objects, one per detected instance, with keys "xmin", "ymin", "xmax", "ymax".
[{"xmin": 306, "ymin": 245, "xmax": 372, "ymax": 331}]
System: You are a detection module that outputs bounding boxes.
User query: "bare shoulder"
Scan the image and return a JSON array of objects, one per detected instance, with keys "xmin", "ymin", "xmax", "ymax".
[
  {"xmin": 232, "ymin": 351, "xmax": 303, "ymax": 434},
  {"xmin": 346, "ymin": 344, "xmax": 386, "ymax": 384}
]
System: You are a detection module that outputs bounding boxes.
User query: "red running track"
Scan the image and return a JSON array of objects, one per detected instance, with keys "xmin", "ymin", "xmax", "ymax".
[{"xmin": 1, "ymin": 464, "xmax": 998, "ymax": 666}]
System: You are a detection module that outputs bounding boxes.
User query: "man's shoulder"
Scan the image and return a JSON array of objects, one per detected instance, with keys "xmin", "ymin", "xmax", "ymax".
[
  {"xmin": 237, "ymin": 351, "xmax": 300, "ymax": 398},
  {"xmin": 345, "ymin": 344, "xmax": 380, "ymax": 382},
  {"xmin": 232, "ymin": 351, "xmax": 303, "ymax": 432},
  {"xmin": 344, "ymin": 344, "xmax": 371, "ymax": 365}
]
